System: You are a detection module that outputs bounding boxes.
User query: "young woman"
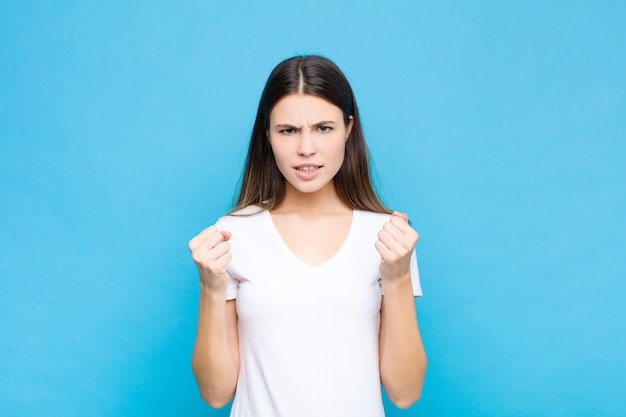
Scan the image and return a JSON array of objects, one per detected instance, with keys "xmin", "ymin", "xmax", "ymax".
[{"xmin": 189, "ymin": 55, "xmax": 426, "ymax": 416}]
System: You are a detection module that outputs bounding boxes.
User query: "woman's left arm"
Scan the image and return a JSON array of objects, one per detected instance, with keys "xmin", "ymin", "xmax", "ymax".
[{"xmin": 376, "ymin": 212, "xmax": 427, "ymax": 409}]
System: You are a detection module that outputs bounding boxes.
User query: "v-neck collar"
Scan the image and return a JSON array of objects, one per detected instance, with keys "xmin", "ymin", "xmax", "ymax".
[{"xmin": 264, "ymin": 209, "xmax": 357, "ymax": 270}]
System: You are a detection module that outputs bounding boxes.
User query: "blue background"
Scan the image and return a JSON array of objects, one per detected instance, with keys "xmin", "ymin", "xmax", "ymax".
[{"xmin": 1, "ymin": 1, "xmax": 625, "ymax": 416}]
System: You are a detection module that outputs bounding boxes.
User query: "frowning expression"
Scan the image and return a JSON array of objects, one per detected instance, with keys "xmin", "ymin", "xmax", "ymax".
[{"xmin": 268, "ymin": 94, "xmax": 354, "ymax": 196}]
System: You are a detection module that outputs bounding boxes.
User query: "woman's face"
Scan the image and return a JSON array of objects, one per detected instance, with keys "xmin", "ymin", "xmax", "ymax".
[{"xmin": 267, "ymin": 94, "xmax": 354, "ymax": 196}]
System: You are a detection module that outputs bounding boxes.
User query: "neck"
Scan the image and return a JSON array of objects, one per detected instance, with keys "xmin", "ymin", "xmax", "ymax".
[{"xmin": 274, "ymin": 182, "xmax": 350, "ymax": 216}]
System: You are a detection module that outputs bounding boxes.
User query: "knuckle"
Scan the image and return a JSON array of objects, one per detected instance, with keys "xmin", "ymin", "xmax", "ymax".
[
  {"xmin": 188, "ymin": 236, "xmax": 200, "ymax": 250},
  {"xmin": 191, "ymin": 251, "xmax": 203, "ymax": 263}
]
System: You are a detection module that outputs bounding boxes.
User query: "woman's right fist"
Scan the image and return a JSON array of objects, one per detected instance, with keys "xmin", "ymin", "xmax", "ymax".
[{"xmin": 188, "ymin": 225, "xmax": 232, "ymax": 293}]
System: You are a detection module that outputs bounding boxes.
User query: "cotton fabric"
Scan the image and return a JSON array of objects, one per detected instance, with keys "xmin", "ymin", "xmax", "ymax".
[{"xmin": 216, "ymin": 206, "xmax": 422, "ymax": 417}]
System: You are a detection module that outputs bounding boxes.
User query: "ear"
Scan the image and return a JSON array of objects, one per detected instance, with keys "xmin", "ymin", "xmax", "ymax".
[
  {"xmin": 266, "ymin": 125, "xmax": 273, "ymax": 144},
  {"xmin": 264, "ymin": 120, "xmax": 271, "ymax": 143},
  {"xmin": 345, "ymin": 115, "xmax": 354, "ymax": 141}
]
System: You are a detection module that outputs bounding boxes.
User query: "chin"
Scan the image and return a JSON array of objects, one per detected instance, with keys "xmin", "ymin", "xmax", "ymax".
[
  {"xmin": 293, "ymin": 185, "xmax": 324, "ymax": 194},
  {"xmin": 288, "ymin": 180, "xmax": 331, "ymax": 195}
]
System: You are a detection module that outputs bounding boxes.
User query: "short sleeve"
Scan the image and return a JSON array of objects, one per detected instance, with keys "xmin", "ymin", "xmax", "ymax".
[
  {"xmin": 379, "ymin": 249, "xmax": 423, "ymax": 297},
  {"xmin": 410, "ymin": 250, "xmax": 422, "ymax": 297},
  {"xmin": 216, "ymin": 218, "xmax": 239, "ymax": 301}
]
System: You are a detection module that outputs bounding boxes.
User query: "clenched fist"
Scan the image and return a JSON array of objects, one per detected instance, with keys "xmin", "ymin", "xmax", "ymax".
[
  {"xmin": 188, "ymin": 225, "xmax": 233, "ymax": 293},
  {"xmin": 375, "ymin": 212, "xmax": 419, "ymax": 282}
]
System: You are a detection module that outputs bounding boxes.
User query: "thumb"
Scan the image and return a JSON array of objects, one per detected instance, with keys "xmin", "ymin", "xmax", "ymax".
[
  {"xmin": 220, "ymin": 231, "xmax": 232, "ymax": 241},
  {"xmin": 392, "ymin": 211, "xmax": 408, "ymax": 222}
]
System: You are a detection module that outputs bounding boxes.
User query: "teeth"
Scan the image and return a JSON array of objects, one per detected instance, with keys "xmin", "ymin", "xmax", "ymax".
[{"xmin": 297, "ymin": 166, "xmax": 318, "ymax": 172}]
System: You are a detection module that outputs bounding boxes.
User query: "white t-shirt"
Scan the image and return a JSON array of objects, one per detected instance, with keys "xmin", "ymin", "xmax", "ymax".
[{"xmin": 216, "ymin": 206, "xmax": 422, "ymax": 417}]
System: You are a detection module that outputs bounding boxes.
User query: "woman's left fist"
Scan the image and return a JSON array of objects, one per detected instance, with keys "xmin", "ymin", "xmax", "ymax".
[{"xmin": 375, "ymin": 212, "xmax": 419, "ymax": 281}]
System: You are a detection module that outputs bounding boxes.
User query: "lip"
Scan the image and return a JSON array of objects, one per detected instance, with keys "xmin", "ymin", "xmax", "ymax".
[{"xmin": 293, "ymin": 164, "xmax": 322, "ymax": 180}]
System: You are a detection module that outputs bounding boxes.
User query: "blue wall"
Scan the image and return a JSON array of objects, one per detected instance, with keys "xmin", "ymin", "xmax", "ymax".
[{"xmin": 1, "ymin": 1, "xmax": 625, "ymax": 416}]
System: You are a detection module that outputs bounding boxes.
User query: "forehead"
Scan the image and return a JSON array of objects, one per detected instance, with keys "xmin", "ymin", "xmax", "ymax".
[{"xmin": 269, "ymin": 94, "xmax": 343, "ymax": 123}]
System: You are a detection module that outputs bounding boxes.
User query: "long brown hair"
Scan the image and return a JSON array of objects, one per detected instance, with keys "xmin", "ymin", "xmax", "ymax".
[{"xmin": 231, "ymin": 55, "xmax": 390, "ymax": 214}]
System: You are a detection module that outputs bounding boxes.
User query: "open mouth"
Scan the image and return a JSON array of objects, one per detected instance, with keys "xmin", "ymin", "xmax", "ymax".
[{"xmin": 296, "ymin": 166, "xmax": 320, "ymax": 172}]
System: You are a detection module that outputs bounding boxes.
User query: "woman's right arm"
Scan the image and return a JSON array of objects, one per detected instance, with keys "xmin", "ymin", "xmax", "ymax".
[{"xmin": 188, "ymin": 225, "xmax": 240, "ymax": 408}]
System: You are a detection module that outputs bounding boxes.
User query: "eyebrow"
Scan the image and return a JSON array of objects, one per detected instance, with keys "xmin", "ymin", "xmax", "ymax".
[{"xmin": 273, "ymin": 121, "xmax": 337, "ymax": 129}]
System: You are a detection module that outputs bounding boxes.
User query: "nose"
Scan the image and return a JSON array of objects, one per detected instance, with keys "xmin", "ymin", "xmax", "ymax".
[{"xmin": 297, "ymin": 131, "xmax": 317, "ymax": 157}]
